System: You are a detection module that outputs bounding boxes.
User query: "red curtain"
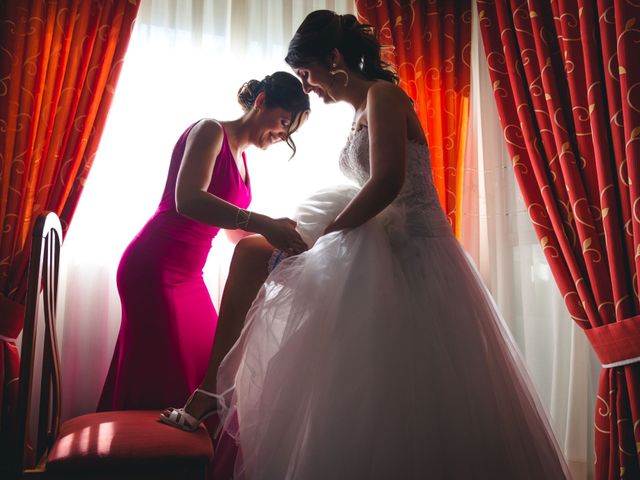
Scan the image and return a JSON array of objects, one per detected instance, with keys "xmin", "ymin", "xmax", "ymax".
[
  {"xmin": 478, "ymin": 1, "xmax": 640, "ymax": 478},
  {"xmin": 0, "ymin": 0, "xmax": 139, "ymax": 465},
  {"xmin": 355, "ymin": 0, "xmax": 471, "ymax": 236}
]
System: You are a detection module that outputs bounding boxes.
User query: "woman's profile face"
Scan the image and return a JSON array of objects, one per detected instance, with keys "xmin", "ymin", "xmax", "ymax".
[
  {"xmin": 293, "ymin": 63, "xmax": 335, "ymax": 103},
  {"xmin": 254, "ymin": 106, "xmax": 296, "ymax": 150}
]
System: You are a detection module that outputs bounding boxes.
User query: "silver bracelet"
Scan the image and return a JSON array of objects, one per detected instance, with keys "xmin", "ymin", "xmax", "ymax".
[{"xmin": 235, "ymin": 208, "xmax": 252, "ymax": 230}]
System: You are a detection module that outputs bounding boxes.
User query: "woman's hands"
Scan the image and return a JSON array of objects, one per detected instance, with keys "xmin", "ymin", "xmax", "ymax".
[{"xmin": 251, "ymin": 214, "xmax": 308, "ymax": 254}]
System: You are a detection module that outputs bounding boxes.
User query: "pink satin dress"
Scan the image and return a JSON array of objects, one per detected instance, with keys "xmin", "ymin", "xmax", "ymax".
[{"xmin": 98, "ymin": 121, "xmax": 251, "ymax": 411}]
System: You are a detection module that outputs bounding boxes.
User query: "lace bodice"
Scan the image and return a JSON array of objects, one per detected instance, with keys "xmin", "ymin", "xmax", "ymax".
[{"xmin": 339, "ymin": 126, "xmax": 452, "ymax": 238}]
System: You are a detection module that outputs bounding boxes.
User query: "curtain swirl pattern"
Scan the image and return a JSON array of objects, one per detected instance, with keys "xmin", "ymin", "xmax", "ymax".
[
  {"xmin": 0, "ymin": 0, "xmax": 139, "ymax": 466},
  {"xmin": 478, "ymin": 1, "xmax": 640, "ymax": 478},
  {"xmin": 355, "ymin": 0, "xmax": 472, "ymax": 236}
]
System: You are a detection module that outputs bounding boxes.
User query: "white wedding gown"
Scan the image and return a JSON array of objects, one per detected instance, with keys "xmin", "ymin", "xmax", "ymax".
[{"xmin": 217, "ymin": 127, "xmax": 571, "ymax": 479}]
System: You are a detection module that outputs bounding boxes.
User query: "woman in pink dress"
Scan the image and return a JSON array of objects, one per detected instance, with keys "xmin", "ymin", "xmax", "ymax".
[{"xmin": 98, "ymin": 72, "xmax": 310, "ymax": 411}]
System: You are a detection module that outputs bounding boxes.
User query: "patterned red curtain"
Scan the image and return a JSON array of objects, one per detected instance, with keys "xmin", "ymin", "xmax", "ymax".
[
  {"xmin": 0, "ymin": 0, "xmax": 139, "ymax": 465},
  {"xmin": 355, "ymin": 0, "xmax": 471, "ymax": 236},
  {"xmin": 478, "ymin": 1, "xmax": 640, "ymax": 478}
]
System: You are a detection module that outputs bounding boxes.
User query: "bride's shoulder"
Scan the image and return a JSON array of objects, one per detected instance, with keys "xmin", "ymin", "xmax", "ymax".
[{"xmin": 367, "ymin": 81, "xmax": 413, "ymax": 111}]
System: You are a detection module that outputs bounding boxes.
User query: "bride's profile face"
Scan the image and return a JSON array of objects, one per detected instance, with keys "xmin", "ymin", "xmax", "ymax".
[{"xmin": 294, "ymin": 64, "xmax": 335, "ymax": 103}]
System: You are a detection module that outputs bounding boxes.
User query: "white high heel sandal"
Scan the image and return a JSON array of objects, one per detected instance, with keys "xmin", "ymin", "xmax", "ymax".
[{"xmin": 159, "ymin": 389, "xmax": 222, "ymax": 432}]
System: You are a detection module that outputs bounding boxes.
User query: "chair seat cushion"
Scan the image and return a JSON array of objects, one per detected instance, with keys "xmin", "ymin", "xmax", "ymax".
[{"xmin": 46, "ymin": 410, "xmax": 213, "ymax": 472}]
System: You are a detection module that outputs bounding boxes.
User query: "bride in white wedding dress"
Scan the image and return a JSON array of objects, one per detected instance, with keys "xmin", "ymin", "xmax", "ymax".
[
  {"xmin": 216, "ymin": 10, "xmax": 571, "ymax": 480},
  {"xmin": 163, "ymin": 9, "xmax": 571, "ymax": 479}
]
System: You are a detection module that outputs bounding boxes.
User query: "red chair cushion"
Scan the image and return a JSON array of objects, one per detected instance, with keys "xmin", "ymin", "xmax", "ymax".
[{"xmin": 46, "ymin": 410, "xmax": 213, "ymax": 472}]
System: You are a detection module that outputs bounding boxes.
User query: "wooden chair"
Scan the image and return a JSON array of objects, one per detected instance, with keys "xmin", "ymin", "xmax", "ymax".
[{"xmin": 10, "ymin": 212, "xmax": 214, "ymax": 479}]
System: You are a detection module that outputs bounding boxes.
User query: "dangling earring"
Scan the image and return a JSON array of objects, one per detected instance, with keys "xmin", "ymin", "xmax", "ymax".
[{"xmin": 330, "ymin": 63, "xmax": 349, "ymax": 87}]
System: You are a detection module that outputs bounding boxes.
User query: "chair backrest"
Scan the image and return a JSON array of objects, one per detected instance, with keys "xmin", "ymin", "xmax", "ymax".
[{"xmin": 14, "ymin": 212, "xmax": 63, "ymax": 474}]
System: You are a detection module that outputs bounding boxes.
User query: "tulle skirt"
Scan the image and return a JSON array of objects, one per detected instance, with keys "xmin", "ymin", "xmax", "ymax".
[{"xmin": 217, "ymin": 185, "xmax": 571, "ymax": 479}]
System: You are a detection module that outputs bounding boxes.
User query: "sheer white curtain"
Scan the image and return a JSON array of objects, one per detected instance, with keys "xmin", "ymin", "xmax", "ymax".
[
  {"xmin": 460, "ymin": 4, "xmax": 600, "ymax": 479},
  {"xmin": 57, "ymin": 0, "xmax": 355, "ymax": 421}
]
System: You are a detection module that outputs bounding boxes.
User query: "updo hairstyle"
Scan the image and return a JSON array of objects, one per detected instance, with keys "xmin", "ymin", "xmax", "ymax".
[
  {"xmin": 237, "ymin": 71, "xmax": 310, "ymax": 156},
  {"xmin": 285, "ymin": 10, "xmax": 397, "ymax": 83}
]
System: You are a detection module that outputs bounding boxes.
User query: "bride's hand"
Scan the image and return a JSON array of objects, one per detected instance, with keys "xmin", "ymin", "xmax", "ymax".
[
  {"xmin": 261, "ymin": 217, "xmax": 308, "ymax": 254},
  {"xmin": 323, "ymin": 222, "xmax": 342, "ymax": 235}
]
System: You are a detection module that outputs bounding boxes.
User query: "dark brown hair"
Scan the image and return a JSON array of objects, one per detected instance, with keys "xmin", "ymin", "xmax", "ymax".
[
  {"xmin": 285, "ymin": 10, "xmax": 397, "ymax": 83},
  {"xmin": 237, "ymin": 71, "xmax": 310, "ymax": 156}
]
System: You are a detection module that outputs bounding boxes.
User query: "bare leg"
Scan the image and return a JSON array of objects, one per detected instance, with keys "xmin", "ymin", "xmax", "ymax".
[
  {"xmin": 170, "ymin": 235, "xmax": 273, "ymax": 419},
  {"xmin": 202, "ymin": 235, "xmax": 273, "ymax": 388}
]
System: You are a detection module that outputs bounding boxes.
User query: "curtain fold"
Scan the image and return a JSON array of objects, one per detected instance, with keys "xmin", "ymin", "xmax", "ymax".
[
  {"xmin": 463, "ymin": 5, "xmax": 598, "ymax": 478},
  {"xmin": 0, "ymin": 0, "xmax": 139, "ymax": 466},
  {"xmin": 477, "ymin": 1, "xmax": 640, "ymax": 478},
  {"xmin": 355, "ymin": 0, "xmax": 471, "ymax": 236}
]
